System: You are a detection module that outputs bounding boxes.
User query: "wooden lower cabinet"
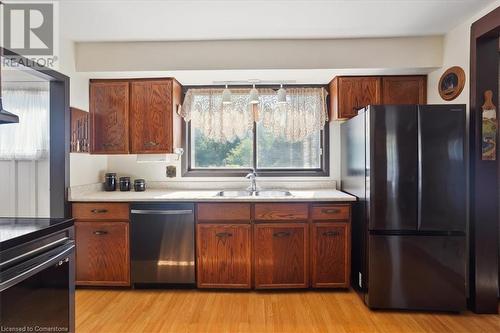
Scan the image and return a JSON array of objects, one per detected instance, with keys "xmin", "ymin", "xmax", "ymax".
[
  {"xmin": 196, "ymin": 224, "xmax": 252, "ymax": 288},
  {"xmin": 75, "ymin": 221, "xmax": 130, "ymax": 286},
  {"xmin": 254, "ymin": 223, "xmax": 308, "ymax": 289},
  {"xmin": 311, "ymin": 222, "xmax": 350, "ymax": 288}
]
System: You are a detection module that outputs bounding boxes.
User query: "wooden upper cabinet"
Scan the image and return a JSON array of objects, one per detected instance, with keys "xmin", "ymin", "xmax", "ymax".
[
  {"xmin": 130, "ymin": 79, "xmax": 182, "ymax": 154},
  {"xmin": 90, "ymin": 81, "xmax": 129, "ymax": 154},
  {"xmin": 330, "ymin": 76, "xmax": 381, "ymax": 120},
  {"xmin": 382, "ymin": 76, "xmax": 426, "ymax": 105}
]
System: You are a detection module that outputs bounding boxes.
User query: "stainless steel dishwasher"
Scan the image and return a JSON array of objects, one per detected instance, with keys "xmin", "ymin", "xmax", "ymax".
[{"xmin": 130, "ymin": 203, "xmax": 195, "ymax": 286}]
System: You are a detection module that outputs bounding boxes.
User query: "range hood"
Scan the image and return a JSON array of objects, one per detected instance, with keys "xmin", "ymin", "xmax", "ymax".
[
  {"xmin": 0, "ymin": 98, "xmax": 19, "ymax": 124},
  {"xmin": 0, "ymin": 48, "xmax": 19, "ymax": 124}
]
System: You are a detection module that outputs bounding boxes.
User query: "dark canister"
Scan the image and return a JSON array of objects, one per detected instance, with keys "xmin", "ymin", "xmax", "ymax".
[
  {"xmin": 104, "ymin": 173, "xmax": 117, "ymax": 191},
  {"xmin": 119, "ymin": 177, "xmax": 131, "ymax": 191},
  {"xmin": 134, "ymin": 179, "xmax": 146, "ymax": 192}
]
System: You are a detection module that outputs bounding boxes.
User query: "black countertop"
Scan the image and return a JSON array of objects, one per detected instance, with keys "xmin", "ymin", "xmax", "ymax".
[{"xmin": 0, "ymin": 217, "xmax": 74, "ymax": 250}]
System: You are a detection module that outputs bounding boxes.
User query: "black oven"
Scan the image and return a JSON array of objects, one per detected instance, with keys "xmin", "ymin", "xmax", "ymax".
[{"xmin": 0, "ymin": 227, "xmax": 75, "ymax": 333}]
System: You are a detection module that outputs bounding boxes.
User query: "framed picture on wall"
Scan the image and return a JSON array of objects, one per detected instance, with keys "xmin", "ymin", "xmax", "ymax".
[{"xmin": 438, "ymin": 66, "xmax": 466, "ymax": 101}]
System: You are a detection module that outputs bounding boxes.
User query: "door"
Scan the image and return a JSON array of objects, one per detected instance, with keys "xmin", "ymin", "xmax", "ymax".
[
  {"xmin": 382, "ymin": 76, "xmax": 426, "ymax": 104},
  {"xmin": 130, "ymin": 80, "xmax": 173, "ymax": 153},
  {"xmin": 90, "ymin": 81, "xmax": 129, "ymax": 154},
  {"xmin": 338, "ymin": 77, "xmax": 381, "ymax": 119},
  {"xmin": 368, "ymin": 234, "xmax": 466, "ymax": 311},
  {"xmin": 369, "ymin": 105, "xmax": 418, "ymax": 231},
  {"xmin": 311, "ymin": 222, "xmax": 350, "ymax": 288},
  {"xmin": 75, "ymin": 221, "xmax": 130, "ymax": 286},
  {"xmin": 418, "ymin": 105, "xmax": 466, "ymax": 232},
  {"xmin": 254, "ymin": 223, "xmax": 308, "ymax": 288},
  {"xmin": 196, "ymin": 224, "xmax": 252, "ymax": 289}
]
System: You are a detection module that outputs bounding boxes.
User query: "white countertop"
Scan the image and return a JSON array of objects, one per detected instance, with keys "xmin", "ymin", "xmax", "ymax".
[{"xmin": 68, "ymin": 188, "xmax": 356, "ymax": 202}]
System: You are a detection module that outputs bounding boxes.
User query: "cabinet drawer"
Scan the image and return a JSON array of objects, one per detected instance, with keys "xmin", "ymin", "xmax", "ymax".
[
  {"xmin": 197, "ymin": 203, "xmax": 251, "ymax": 222},
  {"xmin": 254, "ymin": 203, "xmax": 308, "ymax": 221},
  {"xmin": 196, "ymin": 224, "xmax": 252, "ymax": 289},
  {"xmin": 312, "ymin": 204, "xmax": 350, "ymax": 221},
  {"xmin": 72, "ymin": 202, "xmax": 129, "ymax": 221},
  {"xmin": 75, "ymin": 221, "xmax": 130, "ymax": 286}
]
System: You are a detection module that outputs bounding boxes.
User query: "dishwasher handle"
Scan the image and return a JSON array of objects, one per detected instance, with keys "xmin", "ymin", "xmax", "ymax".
[{"xmin": 131, "ymin": 209, "xmax": 193, "ymax": 215}]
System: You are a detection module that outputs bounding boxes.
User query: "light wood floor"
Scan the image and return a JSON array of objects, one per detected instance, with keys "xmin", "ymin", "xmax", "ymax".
[{"xmin": 76, "ymin": 289, "xmax": 500, "ymax": 333}]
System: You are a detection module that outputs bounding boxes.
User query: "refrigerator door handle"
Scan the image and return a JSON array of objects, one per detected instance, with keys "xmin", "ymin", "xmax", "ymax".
[{"xmin": 417, "ymin": 110, "xmax": 422, "ymax": 230}]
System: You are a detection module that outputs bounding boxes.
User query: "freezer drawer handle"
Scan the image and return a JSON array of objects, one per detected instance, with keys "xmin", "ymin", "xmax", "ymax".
[
  {"xmin": 131, "ymin": 209, "xmax": 193, "ymax": 215},
  {"xmin": 323, "ymin": 231, "xmax": 341, "ymax": 237},
  {"xmin": 215, "ymin": 232, "xmax": 233, "ymax": 238},
  {"xmin": 273, "ymin": 231, "xmax": 291, "ymax": 238},
  {"xmin": 321, "ymin": 208, "xmax": 340, "ymax": 214},
  {"xmin": 93, "ymin": 230, "xmax": 108, "ymax": 235},
  {"xmin": 91, "ymin": 209, "xmax": 108, "ymax": 214}
]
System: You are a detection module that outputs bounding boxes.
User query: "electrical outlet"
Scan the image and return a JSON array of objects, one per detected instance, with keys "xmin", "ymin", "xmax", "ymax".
[{"xmin": 166, "ymin": 165, "xmax": 176, "ymax": 178}]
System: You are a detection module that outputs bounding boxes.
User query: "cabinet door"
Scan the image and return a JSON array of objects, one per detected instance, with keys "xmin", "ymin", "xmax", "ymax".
[
  {"xmin": 75, "ymin": 221, "xmax": 130, "ymax": 286},
  {"xmin": 382, "ymin": 76, "xmax": 426, "ymax": 104},
  {"xmin": 254, "ymin": 223, "xmax": 308, "ymax": 288},
  {"xmin": 311, "ymin": 222, "xmax": 350, "ymax": 288},
  {"xmin": 90, "ymin": 81, "xmax": 129, "ymax": 154},
  {"xmin": 130, "ymin": 80, "xmax": 173, "ymax": 153},
  {"xmin": 196, "ymin": 224, "xmax": 252, "ymax": 288},
  {"xmin": 335, "ymin": 77, "xmax": 381, "ymax": 119}
]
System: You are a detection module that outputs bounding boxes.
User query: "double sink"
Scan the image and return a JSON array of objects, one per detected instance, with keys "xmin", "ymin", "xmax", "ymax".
[{"xmin": 215, "ymin": 190, "xmax": 292, "ymax": 198}]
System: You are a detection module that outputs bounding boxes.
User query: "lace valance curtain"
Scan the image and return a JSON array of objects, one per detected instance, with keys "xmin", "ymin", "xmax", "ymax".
[{"xmin": 180, "ymin": 87, "xmax": 328, "ymax": 142}]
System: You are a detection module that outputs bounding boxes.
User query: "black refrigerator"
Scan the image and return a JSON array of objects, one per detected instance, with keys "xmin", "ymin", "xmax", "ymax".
[{"xmin": 341, "ymin": 104, "xmax": 467, "ymax": 311}]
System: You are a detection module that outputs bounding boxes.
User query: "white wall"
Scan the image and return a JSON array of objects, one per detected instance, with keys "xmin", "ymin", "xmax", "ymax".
[{"xmin": 427, "ymin": 1, "xmax": 500, "ymax": 105}]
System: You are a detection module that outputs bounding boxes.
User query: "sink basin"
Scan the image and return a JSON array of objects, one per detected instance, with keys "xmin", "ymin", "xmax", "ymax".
[
  {"xmin": 254, "ymin": 190, "xmax": 292, "ymax": 197},
  {"xmin": 215, "ymin": 190, "xmax": 253, "ymax": 197}
]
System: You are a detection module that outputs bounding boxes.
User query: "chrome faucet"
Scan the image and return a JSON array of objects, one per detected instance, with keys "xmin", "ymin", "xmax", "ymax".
[{"xmin": 245, "ymin": 169, "xmax": 258, "ymax": 192}]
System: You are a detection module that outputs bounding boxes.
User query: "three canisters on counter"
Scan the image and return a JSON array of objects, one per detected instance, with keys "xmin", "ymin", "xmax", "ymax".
[{"xmin": 104, "ymin": 173, "xmax": 146, "ymax": 192}]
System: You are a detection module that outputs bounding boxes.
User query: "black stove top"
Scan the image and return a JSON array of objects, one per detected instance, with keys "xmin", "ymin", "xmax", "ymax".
[{"xmin": 0, "ymin": 217, "xmax": 74, "ymax": 250}]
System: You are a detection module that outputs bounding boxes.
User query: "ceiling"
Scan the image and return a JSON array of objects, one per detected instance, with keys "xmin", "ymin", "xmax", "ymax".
[{"xmin": 60, "ymin": 0, "xmax": 494, "ymax": 42}]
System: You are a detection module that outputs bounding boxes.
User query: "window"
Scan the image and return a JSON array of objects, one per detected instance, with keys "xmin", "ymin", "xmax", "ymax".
[{"xmin": 183, "ymin": 87, "xmax": 329, "ymax": 176}]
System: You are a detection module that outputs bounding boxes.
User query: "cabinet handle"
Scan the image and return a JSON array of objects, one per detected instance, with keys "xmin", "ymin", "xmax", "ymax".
[
  {"xmin": 93, "ymin": 230, "xmax": 108, "ymax": 235},
  {"xmin": 321, "ymin": 208, "xmax": 340, "ymax": 214},
  {"xmin": 216, "ymin": 232, "xmax": 233, "ymax": 238},
  {"xmin": 323, "ymin": 231, "xmax": 340, "ymax": 237},
  {"xmin": 91, "ymin": 209, "xmax": 108, "ymax": 214},
  {"xmin": 144, "ymin": 141, "xmax": 160, "ymax": 147},
  {"xmin": 273, "ymin": 231, "xmax": 291, "ymax": 238},
  {"xmin": 102, "ymin": 143, "xmax": 116, "ymax": 147}
]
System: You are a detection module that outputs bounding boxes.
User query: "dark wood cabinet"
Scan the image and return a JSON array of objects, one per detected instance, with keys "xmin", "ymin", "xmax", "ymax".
[
  {"xmin": 72, "ymin": 202, "xmax": 130, "ymax": 286},
  {"xmin": 254, "ymin": 223, "xmax": 308, "ymax": 289},
  {"xmin": 196, "ymin": 224, "xmax": 252, "ymax": 288},
  {"xmin": 89, "ymin": 81, "xmax": 129, "ymax": 154},
  {"xmin": 330, "ymin": 76, "xmax": 381, "ymax": 120},
  {"xmin": 329, "ymin": 75, "xmax": 427, "ymax": 120},
  {"xmin": 311, "ymin": 222, "xmax": 350, "ymax": 288},
  {"xmin": 75, "ymin": 221, "xmax": 130, "ymax": 286},
  {"xmin": 89, "ymin": 78, "xmax": 182, "ymax": 154},
  {"xmin": 130, "ymin": 79, "xmax": 182, "ymax": 154},
  {"xmin": 382, "ymin": 76, "xmax": 426, "ymax": 104}
]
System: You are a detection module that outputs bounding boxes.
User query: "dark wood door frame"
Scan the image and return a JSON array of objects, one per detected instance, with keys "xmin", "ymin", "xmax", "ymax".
[
  {"xmin": 1, "ymin": 47, "xmax": 70, "ymax": 218},
  {"xmin": 469, "ymin": 5, "xmax": 500, "ymax": 314}
]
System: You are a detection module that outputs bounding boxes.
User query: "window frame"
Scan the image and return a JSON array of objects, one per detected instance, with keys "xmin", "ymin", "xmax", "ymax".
[{"xmin": 181, "ymin": 84, "xmax": 330, "ymax": 177}]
